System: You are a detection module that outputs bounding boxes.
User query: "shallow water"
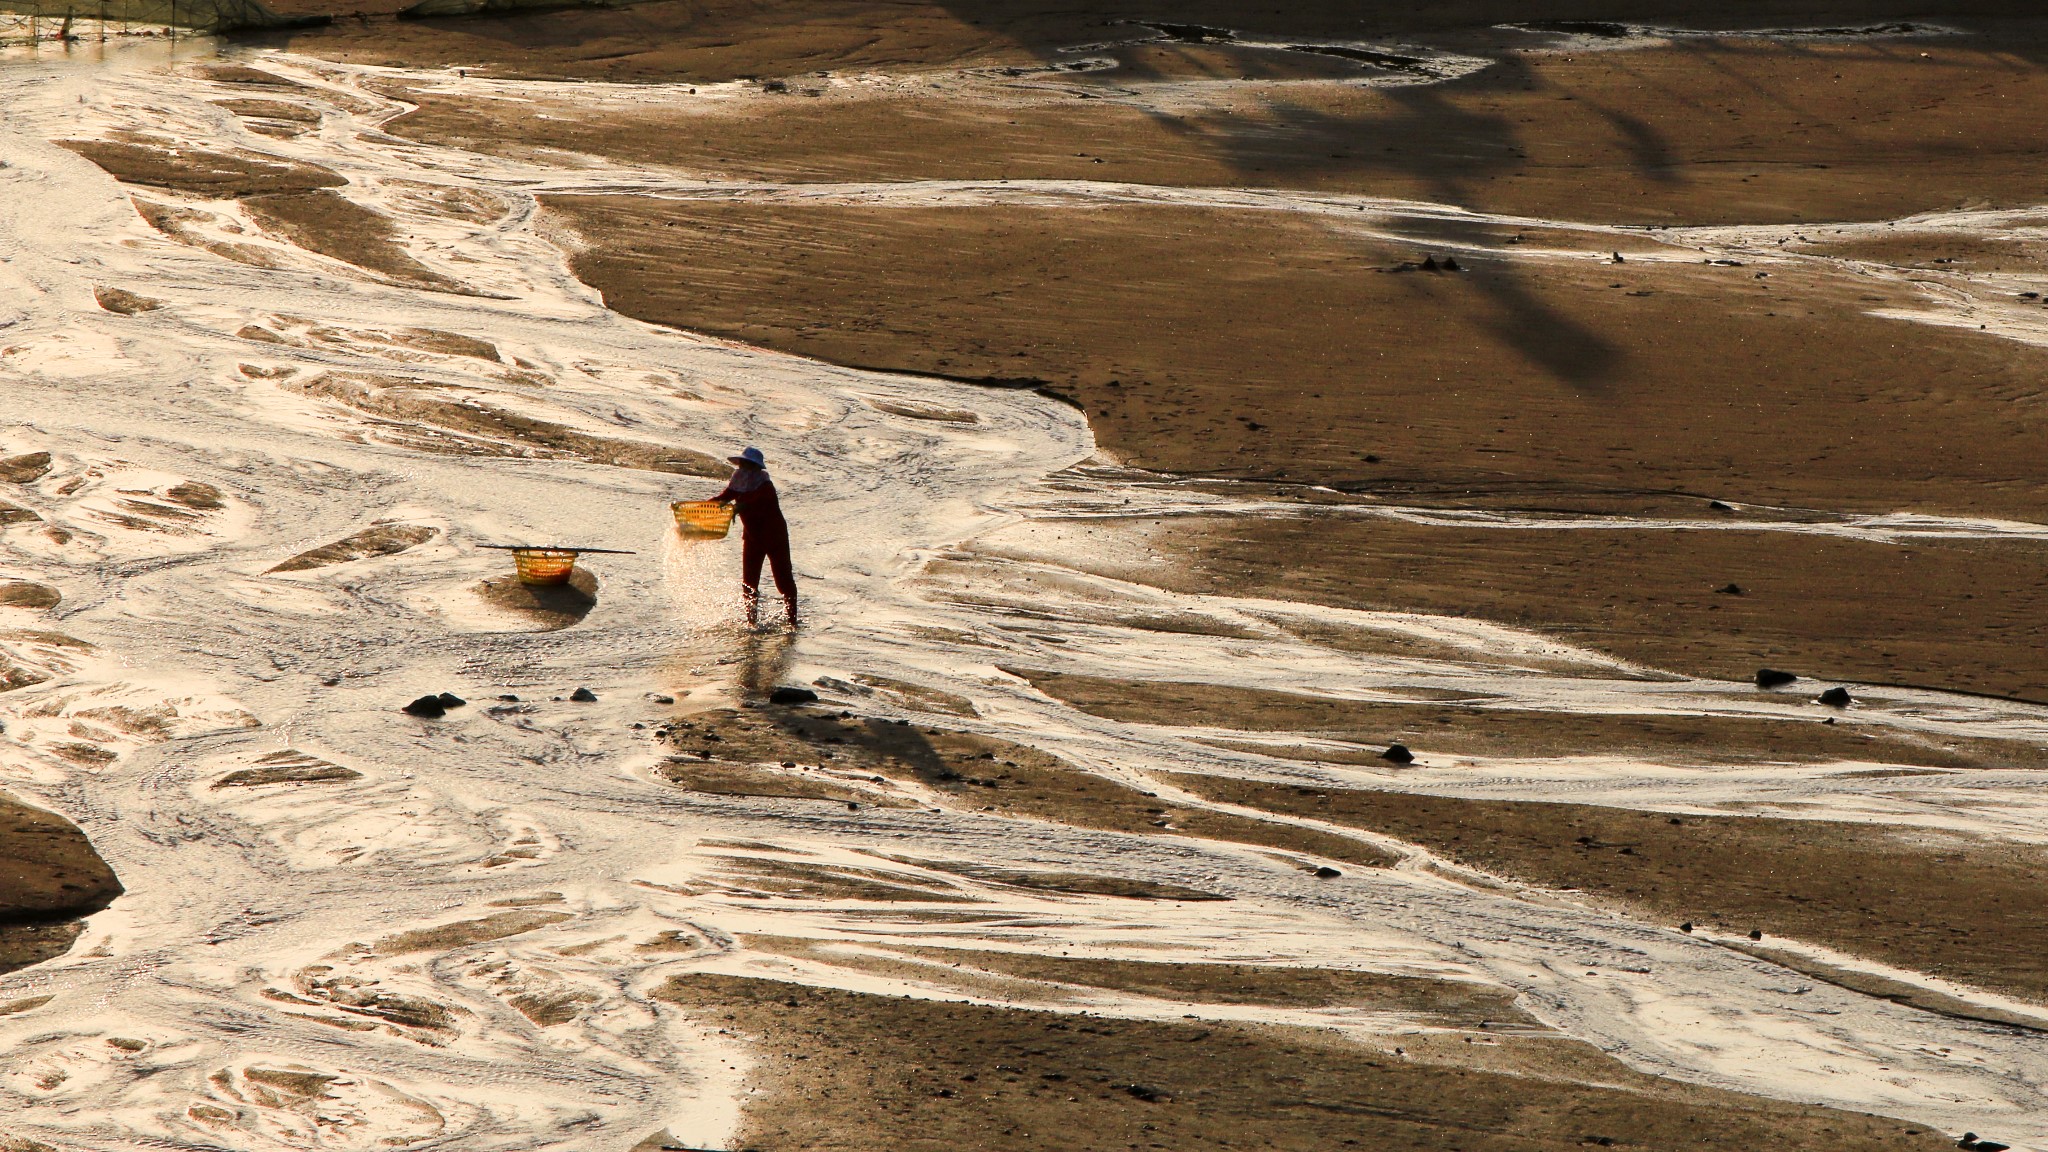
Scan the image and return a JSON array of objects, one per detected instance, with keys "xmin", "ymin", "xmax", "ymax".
[{"xmin": 0, "ymin": 46, "xmax": 2044, "ymax": 1151}]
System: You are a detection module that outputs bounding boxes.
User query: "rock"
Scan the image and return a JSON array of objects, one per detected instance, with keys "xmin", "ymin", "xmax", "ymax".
[
  {"xmin": 1716, "ymin": 583, "xmax": 1742, "ymax": 595},
  {"xmin": 1121, "ymin": 1084, "xmax": 1171, "ymax": 1102},
  {"xmin": 497, "ymin": 694, "xmax": 520, "ymax": 702},
  {"xmin": 1679, "ymin": 922, "xmax": 1693, "ymax": 933},
  {"xmin": 1960, "ymin": 1135, "xmax": 2010, "ymax": 1152},
  {"xmin": 1313, "ymin": 866, "xmax": 1342, "ymax": 879},
  {"xmin": 0, "ymin": 451, "xmax": 53, "ymax": 484},
  {"xmin": 1748, "ymin": 929, "xmax": 1763, "ymax": 941},
  {"xmin": 1817, "ymin": 686, "xmax": 1852, "ymax": 707},
  {"xmin": 1611, "ymin": 251, "xmax": 1625, "ymax": 263},
  {"xmin": 1441, "ymin": 256, "xmax": 1462, "ymax": 272},
  {"xmin": 648, "ymin": 694, "xmax": 675, "ymax": 704},
  {"xmin": 1381, "ymin": 743, "xmax": 1415, "ymax": 765},
  {"xmin": 436, "ymin": 692, "xmax": 466, "ymax": 708},
  {"xmin": 402, "ymin": 695, "xmax": 445, "ymax": 718},
  {"xmin": 1420, "ymin": 255, "xmax": 1439, "ymax": 271},
  {"xmin": 570, "ymin": 687, "xmax": 598, "ymax": 702},
  {"xmin": 770, "ymin": 686, "xmax": 819, "ymax": 705},
  {"xmin": 1708, "ymin": 500, "xmax": 1733, "ymax": 511},
  {"xmin": 1754, "ymin": 668, "xmax": 1797, "ymax": 689},
  {"xmin": 94, "ymin": 286, "xmax": 164, "ymax": 315}
]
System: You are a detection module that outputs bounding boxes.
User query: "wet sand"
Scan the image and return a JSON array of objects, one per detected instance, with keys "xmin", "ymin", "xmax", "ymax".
[
  {"xmin": 6, "ymin": 12, "xmax": 2048, "ymax": 1152},
  {"xmin": 1166, "ymin": 771, "xmax": 2048, "ymax": 1005},
  {"xmin": 657, "ymin": 972, "xmax": 1947, "ymax": 1152}
]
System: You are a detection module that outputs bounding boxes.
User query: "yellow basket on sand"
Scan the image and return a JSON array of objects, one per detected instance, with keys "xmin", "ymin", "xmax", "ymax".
[
  {"xmin": 512, "ymin": 548, "xmax": 578, "ymax": 586},
  {"xmin": 673, "ymin": 500, "xmax": 735, "ymax": 540}
]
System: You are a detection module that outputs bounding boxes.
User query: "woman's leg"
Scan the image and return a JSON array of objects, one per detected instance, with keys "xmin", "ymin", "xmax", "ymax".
[
  {"xmin": 767, "ymin": 535, "xmax": 798, "ymax": 624},
  {"xmin": 741, "ymin": 533, "xmax": 766, "ymax": 624}
]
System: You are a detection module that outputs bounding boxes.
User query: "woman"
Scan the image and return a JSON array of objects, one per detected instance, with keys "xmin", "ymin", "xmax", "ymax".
[{"xmin": 710, "ymin": 446, "xmax": 798, "ymax": 627}]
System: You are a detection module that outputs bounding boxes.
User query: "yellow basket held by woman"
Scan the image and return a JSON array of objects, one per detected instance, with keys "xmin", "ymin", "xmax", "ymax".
[{"xmin": 672, "ymin": 500, "xmax": 735, "ymax": 540}]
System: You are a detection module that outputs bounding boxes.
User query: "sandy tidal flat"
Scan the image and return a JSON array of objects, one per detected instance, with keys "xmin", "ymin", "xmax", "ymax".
[{"xmin": 0, "ymin": 14, "xmax": 2045, "ymax": 1152}]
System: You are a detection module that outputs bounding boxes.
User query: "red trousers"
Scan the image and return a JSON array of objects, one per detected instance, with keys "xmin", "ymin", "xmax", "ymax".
[{"xmin": 742, "ymin": 530, "xmax": 797, "ymax": 619}]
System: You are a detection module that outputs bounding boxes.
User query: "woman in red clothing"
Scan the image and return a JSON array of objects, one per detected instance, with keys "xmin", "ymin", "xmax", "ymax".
[{"xmin": 710, "ymin": 446, "xmax": 798, "ymax": 627}]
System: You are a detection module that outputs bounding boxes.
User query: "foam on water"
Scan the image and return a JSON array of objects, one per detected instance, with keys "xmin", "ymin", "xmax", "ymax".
[{"xmin": 0, "ymin": 46, "xmax": 2044, "ymax": 1151}]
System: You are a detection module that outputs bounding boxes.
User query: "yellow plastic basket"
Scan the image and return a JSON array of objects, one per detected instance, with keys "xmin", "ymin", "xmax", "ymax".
[
  {"xmin": 512, "ymin": 548, "xmax": 578, "ymax": 586},
  {"xmin": 672, "ymin": 500, "xmax": 735, "ymax": 540}
]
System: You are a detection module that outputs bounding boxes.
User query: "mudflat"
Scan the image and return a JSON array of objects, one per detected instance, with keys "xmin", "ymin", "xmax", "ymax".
[{"xmin": 656, "ymin": 971, "xmax": 1948, "ymax": 1152}]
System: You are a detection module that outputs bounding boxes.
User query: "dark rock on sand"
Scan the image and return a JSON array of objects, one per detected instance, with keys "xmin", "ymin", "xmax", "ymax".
[
  {"xmin": 1708, "ymin": 500, "xmax": 1733, "ymax": 511},
  {"xmin": 1420, "ymin": 255, "xmax": 1439, "ymax": 271},
  {"xmin": 1314, "ymin": 866, "xmax": 1342, "ymax": 879},
  {"xmin": 1441, "ymin": 257, "xmax": 1462, "ymax": 272},
  {"xmin": 436, "ymin": 692, "xmax": 466, "ymax": 708},
  {"xmin": 1717, "ymin": 583, "xmax": 1743, "ymax": 595},
  {"xmin": 402, "ymin": 695, "xmax": 446, "ymax": 717},
  {"xmin": 1381, "ymin": 743, "xmax": 1415, "ymax": 765},
  {"xmin": 1818, "ymin": 687, "xmax": 1852, "ymax": 708},
  {"xmin": 93, "ymin": 286, "xmax": 163, "ymax": 315},
  {"xmin": 0, "ymin": 452, "xmax": 52, "ymax": 484},
  {"xmin": 1754, "ymin": 669, "xmax": 1797, "ymax": 688},
  {"xmin": 1960, "ymin": 1135, "xmax": 2011, "ymax": 1152},
  {"xmin": 570, "ymin": 687, "xmax": 599, "ymax": 702},
  {"xmin": 1749, "ymin": 929, "xmax": 1764, "ymax": 941},
  {"xmin": 770, "ymin": 686, "xmax": 820, "ymax": 705},
  {"xmin": 1680, "ymin": 922, "xmax": 1694, "ymax": 933}
]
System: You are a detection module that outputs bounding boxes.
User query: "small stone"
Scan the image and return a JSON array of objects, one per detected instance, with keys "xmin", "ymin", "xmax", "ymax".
[
  {"xmin": 1611, "ymin": 251, "xmax": 1625, "ymax": 263},
  {"xmin": 402, "ymin": 695, "xmax": 445, "ymax": 718},
  {"xmin": 649, "ymin": 694, "xmax": 675, "ymax": 704},
  {"xmin": 436, "ymin": 692, "xmax": 466, "ymax": 708},
  {"xmin": 1679, "ymin": 922, "xmax": 1693, "ymax": 933},
  {"xmin": 1381, "ymin": 743, "xmax": 1415, "ymax": 765},
  {"xmin": 1716, "ymin": 583, "xmax": 1742, "ymax": 595},
  {"xmin": 1313, "ymin": 866, "xmax": 1342, "ymax": 879},
  {"xmin": 1708, "ymin": 500, "xmax": 1733, "ymax": 511},
  {"xmin": 1817, "ymin": 686, "xmax": 1852, "ymax": 707},
  {"xmin": 570, "ymin": 687, "xmax": 598, "ymax": 702},
  {"xmin": 1755, "ymin": 668, "xmax": 1797, "ymax": 689},
  {"xmin": 1363, "ymin": 453, "xmax": 1380, "ymax": 463},
  {"xmin": 1442, "ymin": 256, "xmax": 1462, "ymax": 271},
  {"xmin": 1121, "ymin": 1084, "xmax": 1170, "ymax": 1102},
  {"xmin": 498, "ymin": 694, "xmax": 519, "ymax": 702},
  {"xmin": 1420, "ymin": 255, "xmax": 1439, "ymax": 271},
  {"xmin": 1748, "ymin": 929, "xmax": 1763, "ymax": 941},
  {"xmin": 770, "ymin": 686, "xmax": 819, "ymax": 705}
]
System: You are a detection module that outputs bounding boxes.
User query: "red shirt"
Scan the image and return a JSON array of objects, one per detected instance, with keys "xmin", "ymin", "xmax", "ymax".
[{"xmin": 712, "ymin": 473, "xmax": 788, "ymax": 538}]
